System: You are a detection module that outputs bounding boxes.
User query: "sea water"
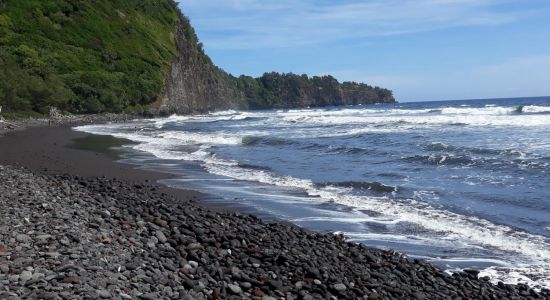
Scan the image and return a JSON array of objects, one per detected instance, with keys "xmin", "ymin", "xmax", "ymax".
[{"xmin": 75, "ymin": 96, "xmax": 550, "ymax": 289}]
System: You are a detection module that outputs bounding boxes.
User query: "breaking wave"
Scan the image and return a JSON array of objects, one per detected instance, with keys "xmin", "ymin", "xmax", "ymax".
[{"xmin": 74, "ymin": 98, "xmax": 550, "ymax": 290}]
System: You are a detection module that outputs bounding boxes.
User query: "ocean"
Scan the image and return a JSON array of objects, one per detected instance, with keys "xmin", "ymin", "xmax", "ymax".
[{"xmin": 76, "ymin": 96, "xmax": 550, "ymax": 290}]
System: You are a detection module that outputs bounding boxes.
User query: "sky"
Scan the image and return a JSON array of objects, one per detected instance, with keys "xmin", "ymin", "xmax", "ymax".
[{"xmin": 179, "ymin": 0, "xmax": 550, "ymax": 102}]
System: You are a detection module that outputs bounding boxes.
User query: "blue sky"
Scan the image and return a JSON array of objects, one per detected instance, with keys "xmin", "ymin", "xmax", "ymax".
[{"xmin": 179, "ymin": 0, "xmax": 550, "ymax": 102}]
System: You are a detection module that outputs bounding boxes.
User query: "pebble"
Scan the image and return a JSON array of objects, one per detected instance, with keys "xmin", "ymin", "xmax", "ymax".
[
  {"xmin": 187, "ymin": 243, "xmax": 202, "ymax": 250},
  {"xmin": 155, "ymin": 230, "xmax": 167, "ymax": 244},
  {"xmin": 19, "ymin": 271, "xmax": 32, "ymax": 282},
  {"xmin": 139, "ymin": 292, "xmax": 157, "ymax": 300},
  {"xmin": 0, "ymin": 264, "xmax": 8, "ymax": 273},
  {"xmin": 15, "ymin": 234, "xmax": 31, "ymax": 243},
  {"xmin": 368, "ymin": 291, "xmax": 380, "ymax": 300},
  {"xmin": 44, "ymin": 252, "xmax": 61, "ymax": 258},
  {"xmin": 0, "ymin": 165, "xmax": 547, "ymax": 300},
  {"xmin": 333, "ymin": 283, "xmax": 347, "ymax": 291},
  {"xmin": 96, "ymin": 289, "xmax": 111, "ymax": 298},
  {"xmin": 240, "ymin": 281, "xmax": 252, "ymax": 289},
  {"xmin": 228, "ymin": 284, "xmax": 242, "ymax": 294}
]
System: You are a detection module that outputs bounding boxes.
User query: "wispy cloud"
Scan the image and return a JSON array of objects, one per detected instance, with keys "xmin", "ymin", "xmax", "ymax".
[{"xmin": 180, "ymin": 0, "xmax": 531, "ymax": 49}]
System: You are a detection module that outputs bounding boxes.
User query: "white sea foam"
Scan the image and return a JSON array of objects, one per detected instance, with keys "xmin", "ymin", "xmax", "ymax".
[
  {"xmin": 440, "ymin": 106, "xmax": 517, "ymax": 115},
  {"xmin": 74, "ymin": 106, "xmax": 550, "ymax": 289},
  {"xmin": 480, "ymin": 266, "xmax": 550, "ymax": 290},
  {"xmin": 275, "ymin": 107, "xmax": 550, "ymax": 128},
  {"xmin": 199, "ymin": 157, "xmax": 550, "ymax": 261},
  {"xmin": 159, "ymin": 131, "xmax": 244, "ymax": 146},
  {"xmin": 522, "ymin": 105, "xmax": 550, "ymax": 114},
  {"xmin": 343, "ymin": 232, "xmax": 487, "ymax": 250},
  {"xmin": 291, "ymin": 216, "xmax": 401, "ymax": 225},
  {"xmin": 199, "ymin": 159, "xmax": 550, "ymax": 289}
]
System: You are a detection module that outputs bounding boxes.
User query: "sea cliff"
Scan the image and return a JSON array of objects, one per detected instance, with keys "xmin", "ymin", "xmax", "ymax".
[
  {"xmin": 0, "ymin": 0, "xmax": 395, "ymax": 117},
  {"xmin": 157, "ymin": 17, "xmax": 395, "ymax": 114}
]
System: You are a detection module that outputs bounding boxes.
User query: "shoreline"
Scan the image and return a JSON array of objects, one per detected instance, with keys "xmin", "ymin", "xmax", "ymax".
[
  {"xmin": 0, "ymin": 125, "xmax": 276, "ymax": 218},
  {"xmin": 0, "ymin": 123, "xmax": 549, "ymax": 299}
]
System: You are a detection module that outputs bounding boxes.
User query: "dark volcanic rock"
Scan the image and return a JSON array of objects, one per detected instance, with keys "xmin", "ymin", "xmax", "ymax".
[{"xmin": 0, "ymin": 165, "xmax": 548, "ymax": 299}]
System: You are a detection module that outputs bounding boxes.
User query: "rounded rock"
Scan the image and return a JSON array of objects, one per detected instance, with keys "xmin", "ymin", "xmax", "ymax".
[
  {"xmin": 20, "ymin": 271, "xmax": 32, "ymax": 282},
  {"xmin": 333, "ymin": 283, "xmax": 346, "ymax": 291},
  {"xmin": 97, "ymin": 289, "xmax": 111, "ymax": 299},
  {"xmin": 228, "ymin": 284, "xmax": 242, "ymax": 294}
]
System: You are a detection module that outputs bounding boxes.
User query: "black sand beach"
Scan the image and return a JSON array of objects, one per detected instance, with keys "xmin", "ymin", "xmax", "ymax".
[{"xmin": 1, "ymin": 125, "xmax": 549, "ymax": 299}]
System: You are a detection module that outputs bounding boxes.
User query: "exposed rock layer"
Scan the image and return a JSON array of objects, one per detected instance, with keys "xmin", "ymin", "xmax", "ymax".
[{"xmin": 156, "ymin": 17, "xmax": 396, "ymax": 115}]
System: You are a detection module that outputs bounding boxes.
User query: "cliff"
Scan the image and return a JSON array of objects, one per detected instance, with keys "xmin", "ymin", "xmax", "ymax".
[
  {"xmin": 237, "ymin": 73, "xmax": 396, "ymax": 110},
  {"xmin": 0, "ymin": 0, "xmax": 395, "ymax": 116},
  {"xmin": 157, "ymin": 18, "xmax": 396, "ymax": 114},
  {"xmin": 155, "ymin": 20, "xmax": 244, "ymax": 115}
]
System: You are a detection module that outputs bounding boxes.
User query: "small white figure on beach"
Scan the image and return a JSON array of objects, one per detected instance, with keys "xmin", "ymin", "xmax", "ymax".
[{"xmin": 48, "ymin": 106, "xmax": 62, "ymax": 127}]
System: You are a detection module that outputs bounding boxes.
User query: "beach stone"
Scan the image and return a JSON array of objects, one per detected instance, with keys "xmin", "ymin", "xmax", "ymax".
[
  {"xmin": 31, "ymin": 272, "xmax": 44, "ymax": 281},
  {"xmin": 240, "ymin": 281, "xmax": 252, "ymax": 289},
  {"xmin": 45, "ymin": 251, "xmax": 61, "ymax": 258},
  {"xmin": 63, "ymin": 276, "xmax": 80, "ymax": 284},
  {"xmin": 36, "ymin": 234, "xmax": 53, "ymax": 240},
  {"xmin": 333, "ymin": 283, "xmax": 346, "ymax": 291},
  {"xmin": 20, "ymin": 271, "xmax": 32, "ymax": 282},
  {"xmin": 0, "ymin": 264, "xmax": 8, "ymax": 273},
  {"xmin": 140, "ymin": 293, "xmax": 157, "ymax": 300},
  {"xmin": 146, "ymin": 237, "xmax": 158, "ymax": 248},
  {"xmin": 16, "ymin": 234, "xmax": 31, "ymax": 243},
  {"xmin": 97, "ymin": 289, "xmax": 111, "ymax": 298},
  {"xmin": 156, "ymin": 230, "xmax": 167, "ymax": 243},
  {"xmin": 187, "ymin": 243, "xmax": 202, "ymax": 250},
  {"xmin": 228, "ymin": 284, "xmax": 242, "ymax": 294},
  {"xmin": 368, "ymin": 291, "xmax": 380, "ymax": 300},
  {"xmin": 0, "ymin": 165, "xmax": 548, "ymax": 300},
  {"xmin": 100, "ymin": 234, "xmax": 112, "ymax": 244}
]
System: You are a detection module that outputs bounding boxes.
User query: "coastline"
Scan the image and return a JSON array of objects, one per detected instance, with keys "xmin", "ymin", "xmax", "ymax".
[{"xmin": 0, "ymin": 123, "xmax": 549, "ymax": 299}]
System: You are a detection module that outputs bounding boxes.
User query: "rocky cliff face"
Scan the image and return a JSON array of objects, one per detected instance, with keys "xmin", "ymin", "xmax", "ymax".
[
  {"xmin": 154, "ymin": 11, "xmax": 396, "ymax": 115},
  {"xmin": 0, "ymin": 0, "xmax": 394, "ymax": 116},
  {"xmin": 154, "ymin": 20, "xmax": 243, "ymax": 115}
]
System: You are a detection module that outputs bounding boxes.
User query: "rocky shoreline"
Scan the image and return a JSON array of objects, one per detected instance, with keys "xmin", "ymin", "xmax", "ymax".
[
  {"xmin": 1, "ymin": 165, "xmax": 548, "ymax": 299},
  {"xmin": 0, "ymin": 113, "xmax": 139, "ymax": 137}
]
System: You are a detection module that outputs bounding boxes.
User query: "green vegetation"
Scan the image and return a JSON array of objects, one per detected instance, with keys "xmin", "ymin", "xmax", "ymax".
[
  {"xmin": 233, "ymin": 72, "xmax": 395, "ymax": 110},
  {"xmin": 0, "ymin": 0, "xmax": 180, "ymax": 114},
  {"xmin": 0, "ymin": 0, "xmax": 395, "ymax": 116}
]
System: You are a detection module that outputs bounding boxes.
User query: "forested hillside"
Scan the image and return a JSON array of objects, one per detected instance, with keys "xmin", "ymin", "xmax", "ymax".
[
  {"xmin": 0, "ymin": 0, "xmax": 180, "ymax": 114},
  {"xmin": 0, "ymin": 0, "xmax": 395, "ymax": 116},
  {"xmin": 235, "ymin": 73, "xmax": 395, "ymax": 110}
]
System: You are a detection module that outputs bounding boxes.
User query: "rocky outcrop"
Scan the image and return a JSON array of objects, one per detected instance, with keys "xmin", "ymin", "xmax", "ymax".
[
  {"xmin": 154, "ymin": 13, "xmax": 396, "ymax": 115},
  {"xmin": 155, "ymin": 19, "xmax": 243, "ymax": 115}
]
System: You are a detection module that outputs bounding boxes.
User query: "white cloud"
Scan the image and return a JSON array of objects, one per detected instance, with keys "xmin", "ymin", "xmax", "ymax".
[{"xmin": 179, "ymin": 0, "xmax": 530, "ymax": 49}]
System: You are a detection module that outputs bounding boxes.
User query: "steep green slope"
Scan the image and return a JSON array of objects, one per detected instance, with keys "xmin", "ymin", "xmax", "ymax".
[
  {"xmin": 0, "ymin": 0, "xmax": 180, "ymax": 114},
  {"xmin": 0, "ymin": 0, "xmax": 395, "ymax": 116}
]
